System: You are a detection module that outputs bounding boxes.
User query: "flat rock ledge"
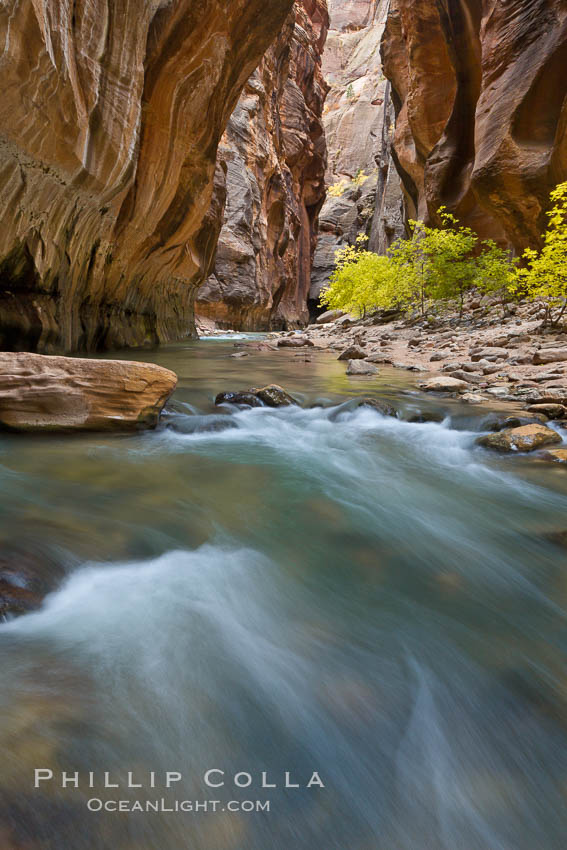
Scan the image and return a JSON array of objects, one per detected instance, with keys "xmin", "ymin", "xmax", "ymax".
[{"xmin": 0, "ymin": 353, "xmax": 177, "ymax": 432}]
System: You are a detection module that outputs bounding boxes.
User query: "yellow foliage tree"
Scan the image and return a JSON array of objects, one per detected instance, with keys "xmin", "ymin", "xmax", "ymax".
[{"xmin": 510, "ymin": 182, "xmax": 567, "ymax": 326}]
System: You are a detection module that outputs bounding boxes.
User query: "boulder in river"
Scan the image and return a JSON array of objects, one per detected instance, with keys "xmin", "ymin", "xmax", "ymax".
[
  {"xmin": 346, "ymin": 361, "xmax": 378, "ymax": 375},
  {"xmin": 253, "ymin": 385, "xmax": 298, "ymax": 407},
  {"xmin": 337, "ymin": 345, "xmax": 366, "ymax": 361},
  {"xmin": 357, "ymin": 398, "xmax": 397, "ymax": 417},
  {"xmin": 477, "ymin": 424, "xmax": 562, "ymax": 453},
  {"xmin": 215, "ymin": 385, "xmax": 298, "ymax": 408},
  {"xmin": 214, "ymin": 391, "xmax": 263, "ymax": 408},
  {"xmin": 0, "ymin": 353, "xmax": 177, "ymax": 432}
]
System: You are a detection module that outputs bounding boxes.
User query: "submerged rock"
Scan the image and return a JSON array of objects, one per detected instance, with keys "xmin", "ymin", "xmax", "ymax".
[
  {"xmin": 0, "ymin": 353, "xmax": 177, "ymax": 432},
  {"xmin": 357, "ymin": 398, "xmax": 397, "ymax": 417},
  {"xmin": 477, "ymin": 424, "xmax": 562, "ymax": 453},
  {"xmin": 166, "ymin": 415, "xmax": 239, "ymax": 434},
  {"xmin": 407, "ymin": 411, "xmax": 445, "ymax": 424},
  {"xmin": 540, "ymin": 448, "xmax": 567, "ymax": 464},
  {"xmin": 0, "ymin": 546, "xmax": 64, "ymax": 620},
  {"xmin": 346, "ymin": 360, "xmax": 378, "ymax": 375},
  {"xmin": 0, "ymin": 579, "xmax": 42, "ymax": 619}
]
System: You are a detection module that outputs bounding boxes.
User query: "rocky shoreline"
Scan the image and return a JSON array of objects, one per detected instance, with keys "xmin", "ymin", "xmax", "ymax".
[
  {"xmin": 199, "ymin": 297, "xmax": 567, "ymax": 463},
  {"xmin": 226, "ymin": 297, "xmax": 567, "ymax": 414}
]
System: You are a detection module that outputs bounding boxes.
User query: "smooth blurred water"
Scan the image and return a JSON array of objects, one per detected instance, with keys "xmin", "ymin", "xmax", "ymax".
[{"xmin": 0, "ymin": 340, "xmax": 566, "ymax": 850}]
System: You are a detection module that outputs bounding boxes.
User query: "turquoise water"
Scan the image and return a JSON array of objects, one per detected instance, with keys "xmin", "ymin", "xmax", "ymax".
[{"xmin": 0, "ymin": 341, "xmax": 566, "ymax": 849}]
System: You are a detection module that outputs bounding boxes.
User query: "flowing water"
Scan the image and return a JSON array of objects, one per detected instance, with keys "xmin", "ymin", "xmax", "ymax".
[{"xmin": 1, "ymin": 340, "xmax": 566, "ymax": 849}]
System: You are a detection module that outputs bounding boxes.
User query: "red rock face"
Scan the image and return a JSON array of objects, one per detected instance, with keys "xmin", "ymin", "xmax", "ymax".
[
  {"xmin": 381, "ymin": 0, "xmax": 567, "ymax": 251},
  {"xmin": 196, "ymin": 0, "xmax": 329, "ymax": 330},
  {"xmin": 0, "ymin": 0, "xmax": 294, "ymax": 351}
]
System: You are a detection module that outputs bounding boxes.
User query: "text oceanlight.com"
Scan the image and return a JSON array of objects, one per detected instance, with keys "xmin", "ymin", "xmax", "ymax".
[
  {"xmin": 33, "ymin": 769, "xmax": 325, "ymax": 813},
  {"xmin": 86, "ymin": 798, "xmax": 271, "ymax": 813}
]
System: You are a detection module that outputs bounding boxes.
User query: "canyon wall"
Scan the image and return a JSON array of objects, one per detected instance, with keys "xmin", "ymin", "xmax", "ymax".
[
  {"xmin": 381, "ymin": 0, "xmax": 567, "ymax": 252},
  {"xmin": 0, "ymin": 0, "xmax": 294, "ymax": 352},
  {"xmin": 196, "ymin": 0, "xmax": 329, "ymax": 330},
  {"xmin": 309, "ymin": 0, "xmax": 404, "ymax": 311}
]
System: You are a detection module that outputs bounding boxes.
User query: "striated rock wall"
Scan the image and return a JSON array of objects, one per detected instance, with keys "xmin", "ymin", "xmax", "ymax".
[
  {"xmin": 309, "ymin": 0, "xmax": 404, "ymax": 311},
  {"xmin": 0, "ymin": 0, "xmax": 294, "ymax": 352},
  {"xmin": 381, "ymin": 0, "xmax": 567, "ymax": 252},
  {"xmin": 197, "ymin": 0, "xmax": 329, "ymax": 330}
]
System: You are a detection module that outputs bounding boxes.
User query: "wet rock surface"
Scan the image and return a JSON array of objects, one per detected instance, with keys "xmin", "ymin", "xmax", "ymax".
[
  {"xmin": 477, "ymin": 425, "xmax": 563, "ymax": 453},
  {"xmin": 215, "ymin": 384, "xmax": 299, "ymax": 408},
  {"xmin": 357, "ymin": 398, "xmax": 397, "ymax": 417},
  {"xmin": 540, "ymin": 449, "xmax": 567, "ymax": 464},
  {"xmin": 215, "ymin": 392, "xmax": 264, "ymax": 408},
  {"xmin": 254, "ymin": 385, "xmax": 300, "ymax": 407},
  {"xmin": 0, "ymin": 546, "xmax": 65, "ymax": 620}
]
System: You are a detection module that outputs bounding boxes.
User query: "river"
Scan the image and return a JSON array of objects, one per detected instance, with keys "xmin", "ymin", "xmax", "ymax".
[{"xmin": 0, "ymin": 339, "xmax": 566, "ymax": 849}]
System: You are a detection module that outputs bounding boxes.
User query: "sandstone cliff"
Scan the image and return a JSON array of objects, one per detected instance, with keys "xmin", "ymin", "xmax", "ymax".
[
  {"xmin": 0, "ymin": 0, "xmax": 294, "ymax": 352},
  {"xmin": 197, "ymin": 0, "xmax": 329, "ymax": 330},
  {"xmin": 309, "ymin": 0, "xmax": 404, "ymax": 311},
  {"xmin": 381, "ymin": 0, "xmax": 567, "ymax": 252}
]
